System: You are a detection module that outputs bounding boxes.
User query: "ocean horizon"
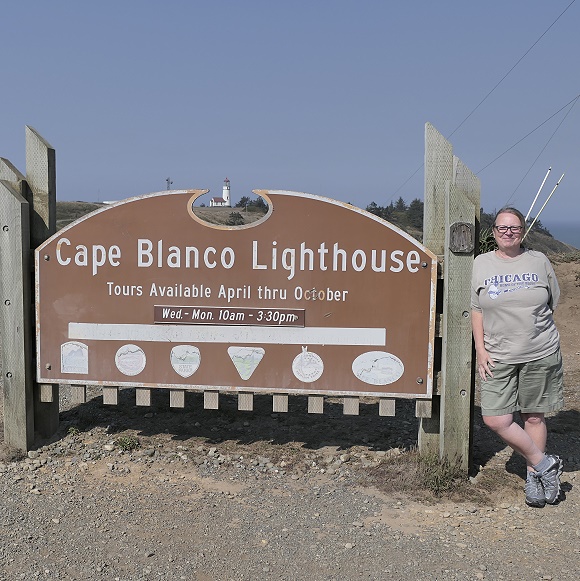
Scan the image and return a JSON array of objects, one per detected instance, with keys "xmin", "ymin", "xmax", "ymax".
[{"xmin": 544, "ymin": 222, "xmax": 580, "ymax": 250}]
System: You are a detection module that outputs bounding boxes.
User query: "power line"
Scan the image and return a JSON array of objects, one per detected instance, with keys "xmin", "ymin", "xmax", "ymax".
[
  {"xmin": 503, "ymin": 94, "xmax": 579, "ymax": 207},
  {"xmin": 447, "ymin": 0, "xmax": 576, "ymax": 139},
  {"xmin": 388, "ymin": 0, "xmax": 576, "ymax": 203},
  {"xmin": 476, "ymin": 93, "xmax": 580, "ymax": 174}
]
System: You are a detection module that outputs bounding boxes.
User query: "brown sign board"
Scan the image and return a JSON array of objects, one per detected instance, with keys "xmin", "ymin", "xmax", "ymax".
[{"xmin": 36, "ymin": 190, "xmax": 437, "ymax": 398}]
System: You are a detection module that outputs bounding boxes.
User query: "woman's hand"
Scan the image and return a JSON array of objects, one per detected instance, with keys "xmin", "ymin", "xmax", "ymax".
[
  {"xmin": 471, "ymin": 310, "xmax": 495, "ymax": 381},
  {"xmin": 476, "ymin": 348, "xmax": 495, "ymax": 381}
]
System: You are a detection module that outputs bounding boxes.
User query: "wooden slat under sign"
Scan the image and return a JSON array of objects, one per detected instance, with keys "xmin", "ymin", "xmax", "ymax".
[
  {"xmin": 102, "ymin": 387, "xmax": 118, "ymax": 405},
  {"xmin": 70, "ymin": 385, "xmax": 87, "ymax": 404},
  {"xmin": 39, "ymin": 383, "xmax": 55, "ymax": 403},
  {"xmin": 343, "ymin": 397, "xmax": 359, "ymax": 415},
  {"xmin": 416, "ymin": 400, "xmax": 432, "ymax": 418},
  {"xmin": 135, "ymin": 388, "xmax": 151, "ymax": 407},
  {"xmin": 170, "ymin": 390, "xmax": 185, "ymax": 408},
  {"xmin": 238, "ymin": 392, "xmax": 253, "ymax": 411},
  {"xmin": 272, "ymin": 394, "xmax": 288, "ymax": 413},
  {"xmin": 204, "ymin": 391, "xmax": 219, "ymax": 409},
  {"xmin": 379, "ymin": 398, "xmax": 396, "ymax": 417},
  {"xmin": 308, "ymin": 396, "xmax": 324, "ymax": 414}
]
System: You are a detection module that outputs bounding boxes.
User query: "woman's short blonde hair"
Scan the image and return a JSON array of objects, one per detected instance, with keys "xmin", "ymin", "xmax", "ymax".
[{"xmin": 493, "ymin": 207, "xmax": 526, "ymax": 230}]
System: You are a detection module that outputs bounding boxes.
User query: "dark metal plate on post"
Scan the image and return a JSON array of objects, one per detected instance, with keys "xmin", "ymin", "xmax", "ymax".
[{"xmin": 449, "ymin": 222, "xmax": 474, "ymax": 253}]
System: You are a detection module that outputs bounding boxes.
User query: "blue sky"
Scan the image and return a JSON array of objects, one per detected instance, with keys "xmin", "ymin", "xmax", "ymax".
[{"xmin": 1, "ymin": 1, "xmax": 578, "ymax": 238}]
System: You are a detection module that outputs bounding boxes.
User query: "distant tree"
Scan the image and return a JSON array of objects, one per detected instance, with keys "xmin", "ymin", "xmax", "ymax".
[
  {"xmin": 252, "ymin": 197, "xmax": 268, "ymax": 211},
  {"xmin": 394, "ymin": 197, "xmax": 407, "ymax": 212},
  {"xmin": 528, "ymin": 218, "xmax": 552, "ymax": 237},
  {"xmin": 381, "ymin": 203, "xmax": 393, "ymax": 219},
  {"xmin": 235, "ymin": 196, "xmax": 251, "ymax": 209},
  {"xmin": 365, "ymin": 202, "xmax": 382, "ymax": 217},
  {"xmin": 407, "ymin": 198, "xmax": 424, "ymax": 229}
]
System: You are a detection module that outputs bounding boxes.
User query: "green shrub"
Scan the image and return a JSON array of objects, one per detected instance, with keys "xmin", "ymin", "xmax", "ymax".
[
  {"xmin": 225, "ymin": 212, "xmax": 245, "ymax": 226},
  {"xmin": 115, "ymin": 435, "xmax": 140, "ymax": 451}
]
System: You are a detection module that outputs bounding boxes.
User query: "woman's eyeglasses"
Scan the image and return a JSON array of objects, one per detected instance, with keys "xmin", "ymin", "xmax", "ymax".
[{"xmin": 493, "ymin": 225, "xmax": 523, "ymax": 234}]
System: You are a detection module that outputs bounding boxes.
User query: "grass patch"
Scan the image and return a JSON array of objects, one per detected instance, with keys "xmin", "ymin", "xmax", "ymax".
[
  {"xmin": 67, "ymin": 426, "xmax": 81, "ymax": 437},
  {"xmin": 550, "ymin": 251, "xmax": 580, "ymax": 264},
  {"xmin": 0, "ymin": 443, "xmax": 26, "ymax": 463},
  {"xmin": 115, "ymin": 435, "xmax": 140, "ymax": 451},
  {"xmin": 364, "ymin": 446, "xmax": 528, "ymax": 506},
  {"xmin": 363, "ymin": 448, "xmax": 495, "ymax": 504},
  {"xmin": 417, "ymin": 452, "xmax": 465, "ymax": 495}
]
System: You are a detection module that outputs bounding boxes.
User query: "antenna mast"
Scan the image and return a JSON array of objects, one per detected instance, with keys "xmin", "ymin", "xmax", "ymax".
[
  {"xmin": 523, "ymin": 173, "xmax": 565, "ymax": 240},
  {"xmin": 525, "ymin": 167, "xmax": 551, "ymax": 222}
]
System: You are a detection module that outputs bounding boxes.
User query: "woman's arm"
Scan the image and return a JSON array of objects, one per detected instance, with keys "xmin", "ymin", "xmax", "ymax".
[{"xmin": 471, "ymin": 310, "xmax": 495, "ymax": 380}]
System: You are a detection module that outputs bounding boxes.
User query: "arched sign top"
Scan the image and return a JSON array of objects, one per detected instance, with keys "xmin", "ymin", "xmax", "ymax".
[
  {"xmin": 36, "ymin": 189, "xmax": 437, "ymax": 398},
  {"xmin": 256, "ymin": 190, "xmax": 437, "ymax": 258}
]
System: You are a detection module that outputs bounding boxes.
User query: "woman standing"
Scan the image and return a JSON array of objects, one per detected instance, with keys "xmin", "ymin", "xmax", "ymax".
[{"xmin": 471, "ymin": 207, "xmax": 564, "ymax": 507}]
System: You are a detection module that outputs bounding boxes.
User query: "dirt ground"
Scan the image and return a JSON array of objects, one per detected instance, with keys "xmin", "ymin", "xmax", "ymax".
[{"xmin": 1, "ymin": 258, "xmax": 579, "ymax": 580}]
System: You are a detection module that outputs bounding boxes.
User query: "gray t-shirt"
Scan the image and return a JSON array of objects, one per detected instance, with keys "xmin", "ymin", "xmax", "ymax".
[{"xmin": 471, "ymin": 249, "xmax": 560, "ymax": 364}]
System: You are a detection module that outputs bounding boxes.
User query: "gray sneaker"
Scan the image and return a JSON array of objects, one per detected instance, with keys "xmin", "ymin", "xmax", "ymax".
[
  {"xmin": 537, "ymin": 454, "xmax": 563, "ymax": 504},
  {"xmin": 525, "ymin": 471, "xmax": 545, "ymax": 508}
]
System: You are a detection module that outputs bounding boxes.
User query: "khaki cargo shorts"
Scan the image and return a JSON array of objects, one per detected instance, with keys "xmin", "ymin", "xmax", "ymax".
[{"xmin": 480, "ymin": 348, "xmax": 564, "ymax": 416}]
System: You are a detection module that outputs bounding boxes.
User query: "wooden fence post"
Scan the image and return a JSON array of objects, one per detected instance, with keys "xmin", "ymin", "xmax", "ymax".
[
  {"xmin": 26, "ymin": 126, "xmax": 59, "ymax": 439},
  {"xmin": 0, "ymin": 180, "xmax": 35, "ymax": 450},
  {"xmin": 419, "ymin": 123, "xmax": 452, "ymax": 455},
  {"xmin": 420, "ymin": 123, "xmax": 480, "ymax": 471},
  {"xmin": 440, "ymin": 179, "xmax": 477, "ymax": 469}
]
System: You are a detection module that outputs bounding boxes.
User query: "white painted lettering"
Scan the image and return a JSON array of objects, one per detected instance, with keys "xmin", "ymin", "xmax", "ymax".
[
  {"xmin": 406, "ymin": 250, "xmax": 420, "ymax": 273},
  {"xmin": 56, "ymin": 238, "xmax": 71, "ymax": 265},
  {"xmin": 390, "ymin": 250, "xmax": 404, "ymax": 272}
]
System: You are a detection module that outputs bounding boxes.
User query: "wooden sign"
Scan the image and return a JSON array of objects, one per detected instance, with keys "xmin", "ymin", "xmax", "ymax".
[{"xmin": 36, "ymin": 190, "xmax": 437, "ymax": 397}]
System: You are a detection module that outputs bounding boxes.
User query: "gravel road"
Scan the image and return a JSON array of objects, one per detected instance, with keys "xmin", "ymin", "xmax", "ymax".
[
  {"xmin": 1, "ymin": 383, "xmax": 578, "ymax": 581},
  {"xmin": 1, "ymin": 260, "xmax": 579, "ymax": 580}
]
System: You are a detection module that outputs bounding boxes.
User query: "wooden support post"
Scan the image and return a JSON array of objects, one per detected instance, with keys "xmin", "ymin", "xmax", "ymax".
[
  {"xmin": 26, "ymin": 127, "xmax": 59, "ymax": 439},
  {"xmin": 25, "ymin": 126, "xmax": 56, "ymax": 247},
  {"xmin": 420, "ymin": 123, "xmax": 479, "ymax": 471},
  {"xmin": 418, "ymin": 396, "xmax": 440, "ymax": 451},
  {"xmin": 0, "ymin": 158, "xmax": 29, "ymax": 201},
  {"xmin": 419, "ymin": 123, "xmax": 452, "ymax": 455},
  {"xmin": 439, "ymin": 178, "xmax": 477, "ymax": 470},
  {"xmin": 0, "ymin": 181, "xmax": 34, "ymax": 451}
]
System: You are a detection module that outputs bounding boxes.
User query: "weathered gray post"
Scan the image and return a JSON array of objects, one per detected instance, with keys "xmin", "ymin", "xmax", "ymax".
[
  {"xmin": 419, "ymin": 123, "xmax": 451, "ymax": 454},
  {"xmin": 420, "ymin": 123, "xmax": 480, "ymax": 470},
  {"xmin": 25, "ymin": 126, "xmax": 59, "ymax": 438},
  {"xmin": 0, "ymin": 179, "xmax": 35, "ymax": 450},
  {"xmin": 0, "ymin": 127, "xmax": 59, "ymax": 450}
]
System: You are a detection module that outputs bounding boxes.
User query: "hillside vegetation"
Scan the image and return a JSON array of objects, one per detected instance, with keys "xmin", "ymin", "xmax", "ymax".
[
  {"xmin": 56, "ymin": 199, "xmax": 577, "ymax": 255},
  {"xmin": 364, "ymin": 197, "xmax": 577, "ymax": 255},
  {"xmin": 56, "ymin": 201, "xmax": 105, "ymax": 230}
]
